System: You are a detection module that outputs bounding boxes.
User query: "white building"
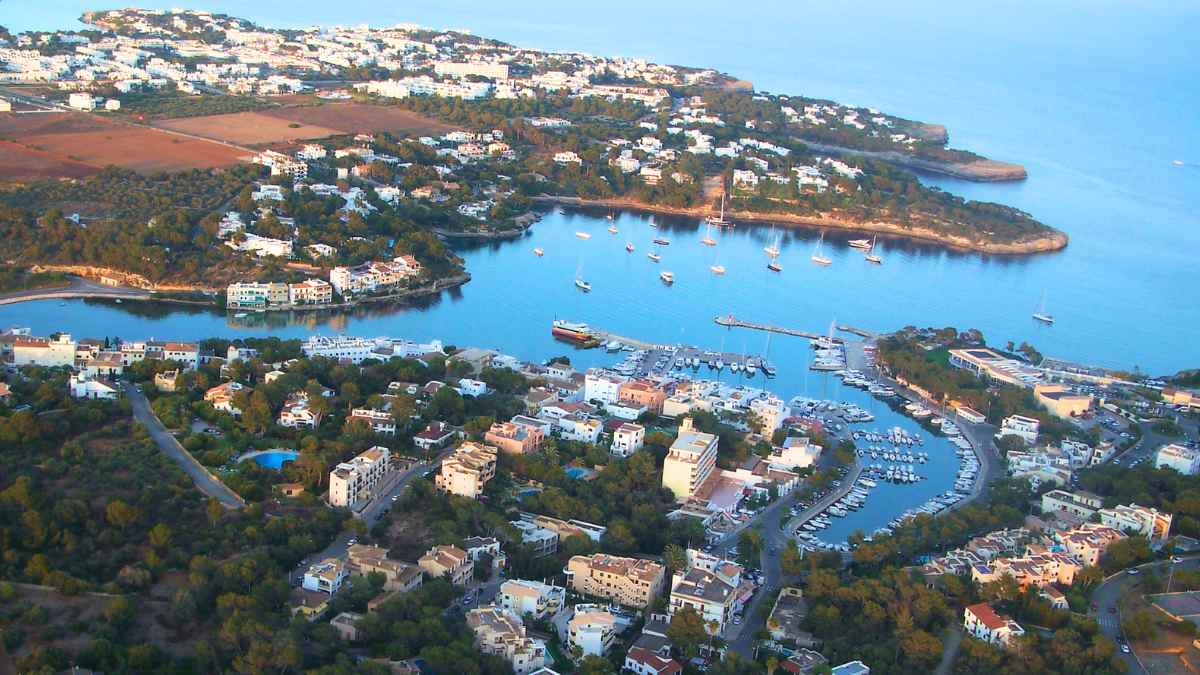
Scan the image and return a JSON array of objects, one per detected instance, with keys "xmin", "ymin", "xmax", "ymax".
[
  {"xmin": 498, "ymin": 579, "xmax": 565, "ymax": 621},
  {"xmin": 1098, "ymin": 503, "xmax": 1174, "ymax": 542},
  {"xmin": 669, "ymin": 566, "xmax": 738, "ymax": 636},
  {"xmin": 69, "ymin": 373, "xmax": 118, "ymax": 400},
  {"xmin": 68, "ymin": 92, "xmax": 95, "ymax": 110},
  {"xmin": 348, "ymin": 408, "xmax": 396, "ymax": 435},
  {"xmin": 303, "ymin": 558, "xmax": 348, "ymax": 595},
  {"xmin": 584, "ymin": 369, "xmax": 626, "ymax": 405},
  {"xmin": 568, "ymin": 605, "xmax": 618, "ymax": 657},
  {"xmin": 998, "ymin": 415, "xmax": 1040, "ymax": 445},
  {"xmin": 963, "ymin": 603, "xmax": 1024, "ymax": 647},
  {"xmin": 435, "ymin": 442, "xmax": 497, "ymax": 499},
  {"xmin": 768, "ymin": 437, "xmax": 821, "ymax": 471},
  {"xmin": 611, "ymin": 422, "xmax": 645, "ymax": 457},
  {"xmin": 662, "ymin": 417, "xmax": 718, "ymax": 502},
  {"xmin": 466, "ymin": 607, "xmax": 548, "ymax": 675},
  {"xmin": 748, "ymin": 395, "xmax": 787, "ymax": 437},
  {"xmin": 328, "ymin": 446, "xmax": 391, "ymax": 508},
  {"xmin": 458, "ymin": 378, "xmax": 488, "ymax": 397},
  {"xmin": 1156, "ymin": 443, "xmax": 1200, "ymax": 476}
]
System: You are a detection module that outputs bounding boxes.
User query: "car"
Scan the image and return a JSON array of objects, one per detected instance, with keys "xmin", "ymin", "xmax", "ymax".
[
  {"xmin": 733, "ymin": 617, "xmax": 742, "ymax": 625},
  {"xmin": 348, "ymin": 538, "xmax": 358, "ymax": 546},
  {"xmin": 391, "ymin": 495, "xmax": 399, "ymax": 502},
  {"xmin": 1121, "ymin": 645, "xmax": 1131, "ymax": 654},
  {"xmin": 1174, "ymin": 556, "xmax": 1185, "ymax": 564},
  {"xmin": 1127, "ymin": 568, "xmax": 1139, "ymax": 575}
]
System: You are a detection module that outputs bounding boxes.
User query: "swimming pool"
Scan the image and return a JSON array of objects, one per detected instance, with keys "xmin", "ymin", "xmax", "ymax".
[{"xmin": 249, "ymin": 450, "xmax": 299, "ymax": 469}]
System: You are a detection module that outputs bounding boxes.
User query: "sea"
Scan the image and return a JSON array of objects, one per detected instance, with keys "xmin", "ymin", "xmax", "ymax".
[{"xmin": 2, "ymin": 0, "xmax": 1197, "ymax": 540}]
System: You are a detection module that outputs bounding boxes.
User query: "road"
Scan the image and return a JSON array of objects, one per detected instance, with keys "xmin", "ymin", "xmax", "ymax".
[
  {"xmin": 1091, "ymin": 555, "xmax": 1200, "ymax": 674},
  {"xmin": 0, "ymin": 276, "xmax": 150, "ymax": 305},
  {"xmin": 123, "ymin": 382, "xmax": 246, "ymax": 509}
]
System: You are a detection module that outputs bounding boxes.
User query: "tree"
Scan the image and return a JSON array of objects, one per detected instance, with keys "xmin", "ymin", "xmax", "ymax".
[
  {"xmin": 105, "ymin": 499, "xmax": 139, "ymax": 529},
  {"xmin": 663, "ymin": 543, "xmax": 687, "ymax": 573},
  {"xmin": 149, "ymin": 523, "xmax": 173, "ymax": 550},
  {"xmin": 667, "ymin": 606, "xmax": 709, "ymax": 659},
  {"xmin": 1123, "ymin": 609, "xmax": 1159, "ymax": 642}
]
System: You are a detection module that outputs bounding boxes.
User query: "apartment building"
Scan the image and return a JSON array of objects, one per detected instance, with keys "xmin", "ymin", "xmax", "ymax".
[
  {"xmin": 348, "ymin": 408, "xmax": 396, "ymax": 435},
  {"xmin": 1041, "ymin": 489, "xmax": 1103, "ymax": 520},
  {"xmin": 289, "ymin": 278, "xmax": 333, "ymax": 305},
  {"xmin": 971, "ymin": 552, "xmax": 1081, "ymax": 589},
  {"xmin": 348, "ymin": 544, "xmax": 423, "ymax": 593},
  {"xmin": 329, "ymin": 256, "xmax": 423, "ymax": 296},
  {"xmin": 618, "ymin": 379, "xmax": 666, "ymax": 414},
  {"xmin": 662, "ymin": 417, "xmax": 718, "ymax": 502},
  {"xmin": 1156, "ymin": 443, "xmax": 1200, "ymax": 476},
  {"xmin": 466, "ymin": 607, "xmax": 548, "ymax": 675},
  {"xmin": 485, "ymin": 420, "xmax": 544, "ymax": 455},
  {"xmin": 510, "ymin": 520, "xmax": 558, "ymax": 558},
  {"xmin": 226, "ymin": 281, "xmax": 288, "ymax": 308},
  {"xmin": 1056, "ymin": 523, "xmax": 1127, "ymax": 567},
  {"xmin": 565, "ymin": 554, "xmax": 666, "ymax": 609},
  {"xmin": 1099, "ymin": 504, "xmax": 1174, "ymax": 542},
  {"xmin": 748, "ymin": 395, "xmax": 787, "ymax": 437},
  {"xmin": 568, "ymin": 605, "xmax": 618, "ymax": 657},
  {"xmin": 669, "ymin": 567, "xmax": 738, "ymax": 636},
  {"xmin": 328, "ymin": 445, "xmax": 391, "ymax": 508},
  {"xmin": 611, "ymin": 422, "xmax": 646, "ymax": 457},
  {"xmin": 769, "ymin": 437, "xmax": 821, "ymax": 471},
  {"xmin": 13, "ymin": 334, "xmax": 77, "ymax": 368},
  {"xmin": 435, "ymin": 441, "xmax": 498, "ymax": 499},
  {"xmin": 498, "ymin": 579, "xmax": 565, "ymax": 620},
  {"xmin": 418, "ymin": 545, "xmax": 472, "ymax": 586},
  {"xmin": 584, "ymin": 369, "xmax": 626, "ymax": 405},
  {"xmin": 964, "ymin": 603, "xmax": 1025, "ymax": 647}
]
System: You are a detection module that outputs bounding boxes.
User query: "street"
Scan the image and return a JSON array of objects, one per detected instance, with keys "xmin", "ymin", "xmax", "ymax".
[
  {"xmin": 1090, "ymin": 555, "xmax": 1200, "ymax": 674},
  {"xmin": 123, "ymin": 382, "xmax": 246, "ymax": 509},
  {"xmin": 0, "ymin": 275, "xmax": 150, "ymax": 306}
]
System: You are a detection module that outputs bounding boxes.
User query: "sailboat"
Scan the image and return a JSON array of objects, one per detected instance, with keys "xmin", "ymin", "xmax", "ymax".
[
  {"xmin": 710, "ymin": 248, "xmax": 725, "ymax": 275},
  {"xmin": 660, "ymin": 270, "xmax": 675, "ymax": 284},
  {"xmin": 864, "ymin": 235, "xmax": 882, "ymax": 264},
  {"xmin": 647, "ymin": 244, "xmax": 662, "ymax": 262},
  {"xmin": 625, "ymin": 242, "xmax": 635, "ymax": 252},
  {"xmin": 811, "ymin": 231, "xmax": 832, "ymax": 266},
  {"xmin": 533, "ymin": 247, "xmax": 544, "ymax": 257},
  {"xmin": 575, "ymin": 231, "xmax": 591, "ymax": 240},
  {"xmin": 764, "ymin": 227, "xmax": 780, "ymax": 257},
  {"xmin": 1032, "ymin": 292, "xmax": 1054, "ymax": 324},
  {"xmin": 767, "ymin": 248, "xmax": 782, "ymax": 272},
  {"xmin": 701, "ymin": 223, "xmax": 717, "ymax": 246},
  {"xmin": 608, "ymin": 224, "xmax": 618, "ymax": 234},
  {"xmin": 574, "ymin": 260, "xmax": 591, "ymax": 292},
  {"xmin": 705, "ymin": 190, "xmax": 729, "ymax": 226}
]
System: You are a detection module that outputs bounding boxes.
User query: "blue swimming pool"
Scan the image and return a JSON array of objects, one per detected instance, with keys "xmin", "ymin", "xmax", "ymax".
[{"xmin": 250, "ymin": 450, "xmax": 298, "ymax": 469}]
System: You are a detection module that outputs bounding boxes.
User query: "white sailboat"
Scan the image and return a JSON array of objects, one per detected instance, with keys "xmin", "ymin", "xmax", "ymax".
[
  {"xmin": 811, "ymin": 231, "xmax": 832, "ymax": 266},
  {"xmin": 574, "ymin": 260, "xmax": 591, "ymax": 292},
  {"xmin": 705, "ymin": 190, "xmax": 729, "ymax": 226},
  {"xmin": 864, "ymin": 235, "xmax": 882, "ymax": 264},
  {"xmin": 710, "ymin": 248, "xmax": 725, "ymax": 275},
  {"xmin": 701, "ymin": 222, "xmax": 717, "ymax": 246},
  {"xmin": 1032, "ymin": 292, "xmax": 1054, "ymax": 324},
  {"xmin": 764, "ymin": 226, "xmax": 780, "ymax": 257}
]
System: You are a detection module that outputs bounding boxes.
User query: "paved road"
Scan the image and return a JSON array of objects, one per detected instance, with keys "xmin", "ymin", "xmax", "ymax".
[
  {"xmin": 1091, "ymin": 556, "xmax": 1200, "ymax": 674},
  {"xmin": 0, "ymin": 276, "xmax": 149, "ymax": 305},
  {"xmin": 123, "ymin": 382, "xmax": 246, "ymax": 509}
]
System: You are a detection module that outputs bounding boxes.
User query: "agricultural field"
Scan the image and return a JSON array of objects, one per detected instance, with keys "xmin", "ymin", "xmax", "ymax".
[
  {"xmin": 261, "ymin": 102, "xmax": 458, "ymax": 136},
  {"xmin": 154, "ymin": 110, "xmax": 341, "ymax": 145}
]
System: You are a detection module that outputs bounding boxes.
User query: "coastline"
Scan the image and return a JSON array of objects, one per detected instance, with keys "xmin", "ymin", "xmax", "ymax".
[
  {"xmin": 434, "ymin": 210, "xmax": 541, "ymax": 241},
  {"xmin": 534, "ymin": 196, "xmax": 1068, "ymax": 255},
  {"xmin": 799, "ymin": 140, "xmax": 1028, "ymax": 182}
]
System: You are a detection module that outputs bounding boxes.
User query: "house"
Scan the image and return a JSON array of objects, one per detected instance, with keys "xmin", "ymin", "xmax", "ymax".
[
  {"xmin": 1040, "ymin": 586, "xmax": 1069, "ymax": 610},
  {"xmin": 154, "ymin": 369, "xmax": 180, "ymax": 392},
  {"xmin": 511, "ymin": 520, "xmax": 558, "ymax": 558},
  {"xmin": 584, "ymin": 369, "xmax": 626, "ymax": 405},
  {"xmin": 463, "ymin": 536, "xmax": 506, "ymax": 571},
  {"xmin": 204, "ymin": 381, "xmax": 248, "ymax": 415},
  {"xmin": 1156, "ymin": 443, "xmax": 1200, "ymax": 475},
  {"xmin": 279, "ymin": 392, "xmax": 321, "ymax": 429},
  {"xmin": 624, "ymin": 647, "xmax": 683, "ymax": 675},
  {"xmin": 348, "ymin": 408, "xmax": 396, "ymax": 435},
  {"xmin": 331, "ymin": 612, "xmax": 363, "ymax": 641},
  {"xmin": 568, "ymin": 605, "xmax": 618, "ymax": 657},
  {"xmin": 999, "ymin": 415, "xmax": 1040, "ymax": 445},
  {"xmin": 466, "ymin": 607, "xmax": 548, "ymax": 675},
  {"xmin": 780, "ymin": 649, "xmax": 828, "ymax": 674},
  {"xmin": 70, "ymin": 373, "xmax": 119, "ymax": 400},
  {"xmin": 565, "ymin": 554, "xmax": 665, "ymax": 609},
  {"xmin": 557, "ymin": 414, "xmax": 602, "ymax": 444},
  {"xmin": 963, "ymin": 603, "xmax": 1025, "ymax": 647},
  {"xmin": 611, "ymin": 422, "xmax": 646, "ymax": 457},
  {"xmin": 435, "ymin": 442, "xmax": 497, "ymax": 499},
  {"xmin": 414, "ymin": 421, "xmax": 457, "ymax": 450},
  {"xmin": 458, "ymin": 378, "xmax": 488, "ymax": 397},
  {"xmin": 328, "ymin": 446, "xmax": 391, "ymax": 508},
  {"xmin": 498, "ymin": 579, "xmax": 565, "ymax": 620},
  {"xmin": 830, "ymin": 662, "xmax": 871, "ymax": 675},
  {"xmin": 769, "ymin": 437, "xmax": 821, "ymax": 471},
  {"xmin": 348, "ymin": 544, "xmax": 424, "ymax": 593},
  {"xmin": 662, "ymin": 418, "xmax": 718, "ymax": 502},
  {"xmin": 669, "ymin": 567, "xmax": 737, "ymax": 635},
  {"xmin": 418, "ymin": 545, "xmax": 471, "ymax": 586},
  {"xmin": 303, "ymin": 558, "xmax": 348, "ymax": 594},
  {"xmin": 275, "ymin": 483, "xmax": 305, "ymax": 498}
]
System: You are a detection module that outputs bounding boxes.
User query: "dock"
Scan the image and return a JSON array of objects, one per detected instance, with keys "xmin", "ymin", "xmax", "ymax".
[{"xmin": 714, "ymin": 314, "xmax": 830, "ymax": 341}]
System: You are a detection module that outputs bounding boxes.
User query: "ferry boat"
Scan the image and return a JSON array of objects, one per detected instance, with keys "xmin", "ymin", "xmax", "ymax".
[
  {"xmin": 607, "ymin": 225, "xmax": 618, "ymax": 234},
  {"xmin": 575, "ymin": 231, "xmax": 591, "ymax": 240},
  {"xmin": 705, "ymin": 191, "xmax": 729, "ymax": 226},
  {"xmin": 848, "ymin": 238, "xmax": 871, "ymax": 249},
  {"xmin": 660, "ymin": 271, "xmax": 675, "ymax": 284},
  {"xmin": 574, "ymin": 279, "xmax": 592, "ymax": 292},
  {"xmin": 551, "ymin": 320, "xmax": 593, "ymax": 342},
  {"xmin": 626, "ymin": 242, "xmax": 635, "ymax": 252},
  {"xmin": 647, "ymin": 251, "xmax": 661, "ymax": 262},
  {"xmin": 811, "ymin": 231, "xmax": 832, "ymax": 266},
  {"xmin": 710, "ymin": 264, "xmax": 726, "ymax": 275},
  {"xmin": 653, "ymin": 237, "xmax": 671, "ymax": 246},
  {"xmin": 533, "ymin": 247, "xmax": 544, "ymax": 256}
]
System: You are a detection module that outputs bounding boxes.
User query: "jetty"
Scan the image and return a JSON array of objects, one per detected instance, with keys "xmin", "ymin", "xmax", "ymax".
[{"xmin": 714, "ymin": 314, "xmax": 838, "ymax": 342}]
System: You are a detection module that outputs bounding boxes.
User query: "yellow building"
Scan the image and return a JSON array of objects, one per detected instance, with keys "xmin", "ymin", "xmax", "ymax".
[
  {"xmin": 565, "ymin": 554, "xmax": 665, "ymax": 609},
  {"xmin": 1034, "ymin": 384, "xmax": 1092, "ymax": 418}
]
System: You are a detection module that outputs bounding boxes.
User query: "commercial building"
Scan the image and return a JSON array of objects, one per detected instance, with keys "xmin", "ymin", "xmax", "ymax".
[
  {"xmin": 226, "ymin": 281, "xmax": 288, "ymax": 308},
  {"xmin": 565, "ymin": 554, "xmax": 665, "ymax": 609},
  {"xmin": 498, "ymin": 579, "xmax": 566, "ymax": 620},
  {"xmin": 466, "ymin": 606, "xmax": 549, "ymax": 675},
  {"xmin": 435, "ymin": 441, "xmax": 498, "ymax": 499},
  {"xmin": 1034, "ymin": 384, "xmax": 1093, "ymax": 418},
  {"xmin": 662, "ymin": 417, "xmax": 718, "ymax": 502},
  {"xmin": 418, "ymin": 545, "xmax": 471, "ymax": 586},
  {"xmin": 963, "ymin": 603, "xmax": 1025, "ymax": 647},
  {"xmin": 1156, "ymin": 444, "xmax": 1200, "ymax": 476},
  {"xmin": 948, "ymin": 348, "xmax": 1042, "ymax": 387},
  {"xmin": 328, "ymin": 445, "xmax": 391, "ymax": 508},
  {"xmin": 611, "ymin": 422, "xmax": 646, "ymax": 457}
]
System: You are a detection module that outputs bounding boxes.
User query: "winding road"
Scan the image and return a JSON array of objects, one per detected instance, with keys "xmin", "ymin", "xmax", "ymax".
[{"xmin": 123, "ymin": 382, "xmax": 246, "ymax": 509}]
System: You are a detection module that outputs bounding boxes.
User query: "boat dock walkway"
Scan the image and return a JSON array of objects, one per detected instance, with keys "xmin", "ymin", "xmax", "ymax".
[
  {"xmin": 713, "ymin": 314, "xmax": 875, "ymax": 342},
  {"xmin": 588, "ymin": 329, "xmax": 661, "ymax": 351}
]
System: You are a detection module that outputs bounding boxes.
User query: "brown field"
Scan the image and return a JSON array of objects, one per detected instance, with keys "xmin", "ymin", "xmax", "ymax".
[
  {"xmin": 261, "ymin": 102, "xmax": 458, "ymax": 136},
  {"xmin": 154, "ymin": 110, "xmax": 342, "ymax": 145},
  {"xmin": 0, "ymin": 111, "xmax": 110, "ymax": 137},
  {"xmin": 0, "ymin": 139, "xmax": 99, "ymax": 181}
]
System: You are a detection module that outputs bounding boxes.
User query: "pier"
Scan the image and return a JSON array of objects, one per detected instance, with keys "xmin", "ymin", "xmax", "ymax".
[{"xmin": 714, "ymin": 314, "xmax": 872, "ymax": 342}]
